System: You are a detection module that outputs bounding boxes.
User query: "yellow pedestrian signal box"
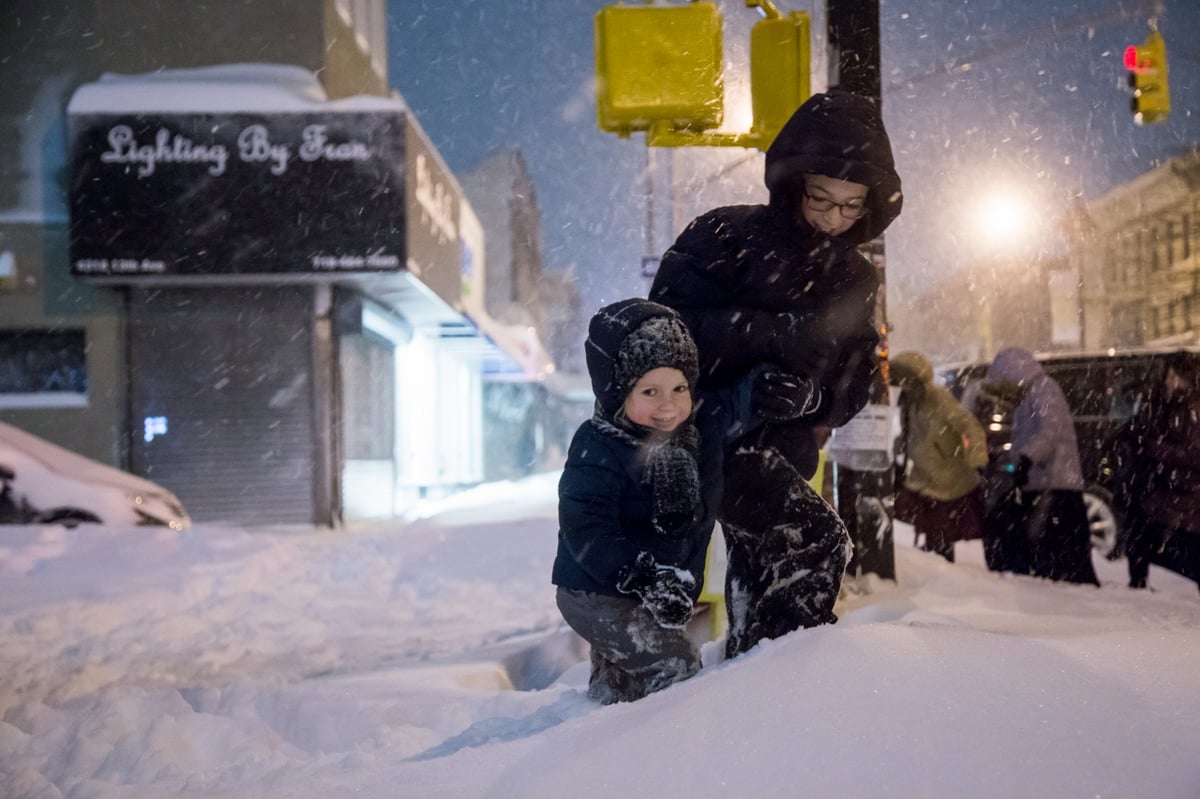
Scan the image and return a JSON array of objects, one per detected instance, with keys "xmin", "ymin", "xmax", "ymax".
[
  {"xmin": 750, "ymin": 10, "xmax": 811, "ymax": 148},
  {"xmin": 1125, "ymin": 30, "xmax": 1169, "ymax": 125},
  {"xmin": 595, "ymin": 2, "xmax": 724, "ymax": 137}
]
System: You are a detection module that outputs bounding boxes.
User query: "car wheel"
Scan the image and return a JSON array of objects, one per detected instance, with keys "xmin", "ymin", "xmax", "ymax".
[
  {"xmin": 1083, "ymin": 488, "xmax": 1120, "ymax": 558},
  {"xmin": 39, "ymin": 508, "xmax": 103, "ymax": 528}
]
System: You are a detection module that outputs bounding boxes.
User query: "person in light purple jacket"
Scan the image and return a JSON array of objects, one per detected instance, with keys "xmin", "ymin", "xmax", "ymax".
[{"xmin": 977, "ymin": 347, "xmax": 1099, "ymax": 585}]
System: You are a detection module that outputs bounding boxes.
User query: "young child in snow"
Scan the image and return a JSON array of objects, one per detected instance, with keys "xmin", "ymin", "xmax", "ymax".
[{"xmin": 552, "ymin": 298, "xmax": 758, "ymax": 704}]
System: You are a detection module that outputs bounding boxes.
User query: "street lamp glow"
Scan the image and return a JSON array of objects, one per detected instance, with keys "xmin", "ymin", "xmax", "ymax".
[{"xmin": 976, "ymin": 190, "xmax": 1032, "ymax": 243}]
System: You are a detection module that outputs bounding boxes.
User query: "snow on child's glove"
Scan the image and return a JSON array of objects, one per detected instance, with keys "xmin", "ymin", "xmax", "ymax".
[
  {"xmin": 617, "ymin": 551, "xmax": 696, "ymax": 629},
  {"xmin": 751, "ymin": 370, "xmax": 821, "ymax": 421}
]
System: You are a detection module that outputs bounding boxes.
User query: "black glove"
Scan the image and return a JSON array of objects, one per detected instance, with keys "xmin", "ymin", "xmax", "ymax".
[
  {"xmin": 998, "ymin": 453, "xmax": 1032, "ymax": 487},
  {"xmin": 751, "ymin": 369, "xmax": 821, "ymax": 422},
  {"xmin": 616, "ymin": 551, "xmax": 696, "ymax": 629},
  {"xmin": 1012, "ymin": 454, "xmax": 1032, "ymax": 487},
  {"xmin": 769, "ymin": 314, "xmax": 838, "ymax": 379}
]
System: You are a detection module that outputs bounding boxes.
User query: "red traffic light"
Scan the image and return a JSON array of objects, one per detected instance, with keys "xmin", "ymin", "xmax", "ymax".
[{"xmin": 1124, "ymin": 45, "xmax": 1139, "ymax": 71}]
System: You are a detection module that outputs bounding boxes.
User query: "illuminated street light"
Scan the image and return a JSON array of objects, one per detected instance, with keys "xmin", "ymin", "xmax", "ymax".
[{"xmin": 974, "ymin": 186, "xmax": 1036, "ymax": 253}]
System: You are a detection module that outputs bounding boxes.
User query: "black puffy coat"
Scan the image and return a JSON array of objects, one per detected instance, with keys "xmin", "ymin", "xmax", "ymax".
[
  {"xmin": 552, "ymin": 386, "xmax": 753, "ymax": 601},
  {"xmin": 650, "ymin": 90, "xmax": 902, "ymax": 478},
  {"xmin": 1113, "ymin": 384, "xmax": 1200, "ymax": 536}
]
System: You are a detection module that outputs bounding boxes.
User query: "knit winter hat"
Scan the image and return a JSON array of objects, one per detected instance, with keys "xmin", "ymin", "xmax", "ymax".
[{"xmin": 585, "ymin": 299, "xmax": 700, "ymax": 417}]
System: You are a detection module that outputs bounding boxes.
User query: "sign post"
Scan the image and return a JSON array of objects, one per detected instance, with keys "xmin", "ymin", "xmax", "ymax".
[{"xmin": 827, "ymin": 0, "xmax": 896, "ymax": 581}]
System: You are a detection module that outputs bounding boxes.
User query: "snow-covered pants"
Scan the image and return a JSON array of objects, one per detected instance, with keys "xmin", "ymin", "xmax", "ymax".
[
  {"xmin": 556, "ymin": 587, "xmax": 700, "ymax": 704},
  {"xmin": 719, "ymin": 444, "xmax": 851, "ymax": 659}
]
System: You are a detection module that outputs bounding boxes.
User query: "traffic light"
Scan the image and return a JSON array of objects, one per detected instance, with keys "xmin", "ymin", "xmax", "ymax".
[
  {"xmin": 749, "ymin": 10, "xmax": 811, "ymax": 149},
  {"xmin": 1125, "ymin": 30, "xmax": 1169, "ymax": 125},
  {"xmin": 594, "ymin": 2, "xmax": 724, "ymax": 137}
]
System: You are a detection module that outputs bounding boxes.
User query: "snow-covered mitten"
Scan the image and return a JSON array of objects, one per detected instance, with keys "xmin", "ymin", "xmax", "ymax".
[
  {"xmin": 751, "ymin": 369, "xmax": 821, "ymax": 421},
  {"xmin": 617, "ymin": 551, "xmax": 696, "ymax": 629}
]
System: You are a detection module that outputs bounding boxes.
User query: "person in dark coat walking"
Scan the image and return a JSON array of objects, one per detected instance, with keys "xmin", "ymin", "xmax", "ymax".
[
  {"xmin": 553, "ymin": 298, "xmax": 760, "ymax": 703},
  {"xmin": 978, "ymin": 347, "xmax": 1099, "ymax": 586},
  {"xmin": 649, "ymin": 90, "xmax": 904, "ymax": 658},
  {"xmin": 1110, "ymin": 352, "xmax": 1200, "ymax": 591}
]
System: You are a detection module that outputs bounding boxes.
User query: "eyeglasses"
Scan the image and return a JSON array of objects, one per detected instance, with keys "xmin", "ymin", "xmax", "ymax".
[{"xmin": 802, "ymin": 186, "xmax": 868, "ymax": 220}]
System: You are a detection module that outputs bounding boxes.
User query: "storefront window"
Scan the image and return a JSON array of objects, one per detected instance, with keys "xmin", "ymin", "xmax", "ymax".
[{"xmin": 0, "ymin": 329, "xmax": 88, "ymax": 408}]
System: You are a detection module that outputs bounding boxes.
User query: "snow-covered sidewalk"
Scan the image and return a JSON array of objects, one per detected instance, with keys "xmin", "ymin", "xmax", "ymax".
[{"xmin": 2, "ymin": 471, "xmax": 1199, "ymax": 798}]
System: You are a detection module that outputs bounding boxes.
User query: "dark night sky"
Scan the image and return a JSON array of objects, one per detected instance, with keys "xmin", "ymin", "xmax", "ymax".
[{"xmin": 386, "ymin": 0, "xmax": 1200, "ymax": 351}]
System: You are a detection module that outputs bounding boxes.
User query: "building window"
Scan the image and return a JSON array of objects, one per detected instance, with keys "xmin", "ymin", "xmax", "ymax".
[{"xmin": 0, "ymin": 328, "xmax": 88, "ymax": 408}]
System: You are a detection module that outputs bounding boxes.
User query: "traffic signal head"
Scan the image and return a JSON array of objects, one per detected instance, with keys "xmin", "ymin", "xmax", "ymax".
[
  {"xmin": 594, "ymin": 2, "xmax": 724, "ymax": 136},
  {"xmin": 1125, "ymin": 30, "xmax": 1169, "ymax": 125},
  {"xmin": 749, "ymin": 10, "xmax": 811, "ymax": 150}
]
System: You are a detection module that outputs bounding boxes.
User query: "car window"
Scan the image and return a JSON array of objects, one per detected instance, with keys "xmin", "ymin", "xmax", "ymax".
[
  {"xmin": 939, "ymin": 365, "xmax": 987, "ymax": 400},
  {"xmin": 1045, "ymin": 362, "xmax": 1113, "ymax": 419},
  {"xmin": 1108, "ymin": 361, "xmax": 1159, "ymax": 422}
]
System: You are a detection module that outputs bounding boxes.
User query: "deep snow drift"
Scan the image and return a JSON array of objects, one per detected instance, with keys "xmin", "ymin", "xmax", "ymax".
[{"xmin": 2, "ymin": 471, "xmax": 1198, "ymax": 798}]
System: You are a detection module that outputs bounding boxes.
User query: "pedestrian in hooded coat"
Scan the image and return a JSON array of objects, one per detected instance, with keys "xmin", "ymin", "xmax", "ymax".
[
  {"xmin": 650, "ymin": 89, "xmax": 904, "ymax": 658},
  {"xmin": 553, "ymin": 299, "xmax": 761, "ymax": 703},
  {"xmin": 1109, "ymin": 352, "xmax": 1200, "ymax": 591},
  {"xmin": 890, "ymin": 351, "xmax": 988, "ymax": 562},
  {"xmin": 979, "ymin": 347, "xmax": 1099, "ymax": 586}
]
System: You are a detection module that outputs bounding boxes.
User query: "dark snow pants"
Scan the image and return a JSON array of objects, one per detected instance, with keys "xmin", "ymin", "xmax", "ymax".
[
  {"xmin": 719, "ymin": 443, "xmax": 850, "ymax": 660},
  {"xmin": 556, "ymin": 587, "xmax": 700, "ymax": 704},
  {"xmin": 984, "ymin": 486, "xmax": 1099, "ymax": 586},
  {"xmin": 1025, "ymin": 490, "xmax": 1100, "ymax": 586},
  {"xmin": 1126, "ymin": 516, "xmax": 1200, "ymax": 591},
  {"xmin": 982, "ymin": 483, "xmax": 1033, "ymax": 576}
]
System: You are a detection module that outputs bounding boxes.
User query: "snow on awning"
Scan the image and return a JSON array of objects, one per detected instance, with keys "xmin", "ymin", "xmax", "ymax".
[
  {"xmin": 66, "ymin": 63, "xmax": 407, "ymax": 114},
  {"xmin": 463, "ymin": 313, "xmax": 555, "ymax": 381}
]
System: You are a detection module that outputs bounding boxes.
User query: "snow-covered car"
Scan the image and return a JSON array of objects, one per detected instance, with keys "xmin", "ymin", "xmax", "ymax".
[
  {"xmin": 938, "ymin": 347, "xmax": 1200, "ymax": 558},
  {"xmin": 0, "ymin": 421, "xmax": 190, "ymax": 530}
]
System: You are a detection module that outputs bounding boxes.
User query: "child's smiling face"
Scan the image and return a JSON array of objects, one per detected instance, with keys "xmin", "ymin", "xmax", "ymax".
[
  {"xmin": 623, "ymin": 367, "xmax": 693, "ymax": 432},
  {"xmin": 798, "ymin": 173, "xmax": 869, "ymax": 237}
]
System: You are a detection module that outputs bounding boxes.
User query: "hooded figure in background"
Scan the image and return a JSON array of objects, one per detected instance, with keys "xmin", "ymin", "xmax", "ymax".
[
  {"xmin": 650, "ymin": 90, "xmax": 903, "ymax": 657},
  {"xmin": 978, "ymin": 347, "xmax": 1099, "ymax": 585},
  {"xmin": 890, "ymin": 351, "xmax": 988, "ymax": 562}
]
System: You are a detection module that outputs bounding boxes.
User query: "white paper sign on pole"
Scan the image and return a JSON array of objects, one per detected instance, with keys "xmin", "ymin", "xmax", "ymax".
[{"xmin": 825, "ymin": 403, "xmax": 894, "ymax": 471}]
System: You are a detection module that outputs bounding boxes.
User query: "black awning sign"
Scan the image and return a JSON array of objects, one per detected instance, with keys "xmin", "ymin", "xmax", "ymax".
[
  {"xmin": 69, "ymin": 112, "xmax": 408, "ymax": 278},
  {"xmin": 100, "ymin": 125, "xmax": 232, "ymax": 177}
]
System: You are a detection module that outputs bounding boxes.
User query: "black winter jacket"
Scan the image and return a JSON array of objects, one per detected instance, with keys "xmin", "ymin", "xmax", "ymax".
[
  {"xmin": 651, "ymin": 205, "xmax": 879, "ymax": 477},
  {"xmin": 650, "ymin": 90, "xmax": 901, "ymax": 479},
  {"xmin": 552, "ymin": 386, "xmax": 754, "ymax": 600},
  {"xmin": 1113, "ymin": 385, "xmax": 1200, "ymax": 535}
]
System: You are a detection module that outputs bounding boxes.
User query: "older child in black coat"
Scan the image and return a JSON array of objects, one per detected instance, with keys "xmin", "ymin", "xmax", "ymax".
[
  {"xmin": 651, "ymin": 90, "xmax": 904, "ymax": 657},
  {"xmin": 553, "ymin": 299, "xmax": 759, "ymax": 704}
]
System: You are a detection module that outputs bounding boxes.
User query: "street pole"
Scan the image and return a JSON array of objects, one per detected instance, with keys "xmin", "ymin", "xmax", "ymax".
[{"xmin": 827, "ymin": 0, "xmax": 896, "ymax": 581}]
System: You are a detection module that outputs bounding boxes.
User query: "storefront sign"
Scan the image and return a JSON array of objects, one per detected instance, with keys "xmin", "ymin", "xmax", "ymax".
[
  {"xmin": 402, "ymin": 116, "xmax": 461, "ymax": 305},
  {"xmin": 68, "ymin": 112, "xmax": 408, "ymax": 277}
]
